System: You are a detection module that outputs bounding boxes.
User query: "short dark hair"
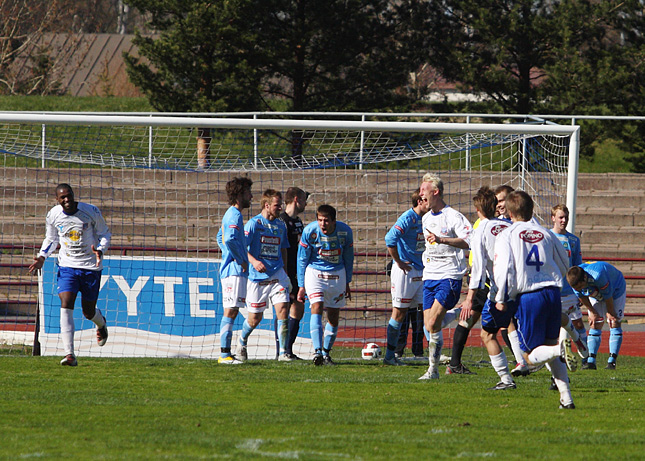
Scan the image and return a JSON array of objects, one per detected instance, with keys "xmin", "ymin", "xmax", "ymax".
[
  {"xmin": 411, "ymin": 188, "xmax": 422, "ymax": 207},
  {"xmin": 494, "ymin": 184, "xmax": 515, "ymax": 196},
  {"xmin": 284, "ymin": 187, "xmax": 307, "ymax": 204},
  {"xmin": 56, "ymin": 183, "xmax": 74, "ymax": 195},
  {"xmin": 316, "ymin": 204, "xmax": 336, "ymax": 221},
  {"xmin": 567, "ymin": 266, "xmax": 586, "ymax": 287},
  {"xmin": 505, "ymin": 190, "xmax": 533, "ymax": 221},
  {"xmin": 225, "ymin": 177, "xmax": 253, "ymax": 205},
  {"xmin": 473, "ymin": 186, "xmax": 497, "ymax": 219}
]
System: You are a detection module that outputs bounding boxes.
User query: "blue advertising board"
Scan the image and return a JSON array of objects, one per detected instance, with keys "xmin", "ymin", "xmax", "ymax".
[{"xmin": 39, "ymin": 256, "xmax": 312, "ymax": 359}]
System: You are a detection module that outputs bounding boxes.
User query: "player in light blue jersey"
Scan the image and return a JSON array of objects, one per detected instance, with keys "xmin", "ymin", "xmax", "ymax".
[
  {"xmin": 216, "ymin": 177, "xmax": 252, "ymax": 365},
  {"xmin": 297, "ymin": 204, "xmax": 354, "ymax": 365},
  {"xmin": 383, "ymin": 189, "xmax": 428, "ymax": 365},
  {"xmin": 567, "ymin": 261, "xmax": 627, "ymax": 370},
  {"xmin": 550, "ymin": 205, "xmax": 588, "ymax": 367},
  {"xmin": 237, "ymin": 189, "xmax": 292, "ymax": 362}
]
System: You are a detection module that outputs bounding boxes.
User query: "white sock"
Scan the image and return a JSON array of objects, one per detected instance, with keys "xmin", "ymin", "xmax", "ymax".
[
  {"xmin": 528, "ymin": 344, "xmax": 559, "ymax": 366},
  {"xmin": 60, "ymin": 308, "xmax": 75, "ymax": 356},
  {"xmin": 562, "ymin": 320, "xmax": 579, "ymax": 342},
  {"xmin": 90, "ymin": 308, "xmax": 106, "ymax": 327},
  {"xmin": 546, "ymin": 357, "xmax": 573, "ymax": 406},
  {"xmin": 490, "ymin": 351, "xmax": 514, "ymax": 385},
  {"xmin": 508, "ymin": 329, "xmax": 527, "ymax": 366},
  {"xmin": 428, "ymin": 331, "xmax": 443, "ymax": 370}
]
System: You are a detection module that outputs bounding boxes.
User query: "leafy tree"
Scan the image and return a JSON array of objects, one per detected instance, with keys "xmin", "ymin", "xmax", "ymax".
[
  {"xmin": 124, "ymin": 0, "xmax": 430, "ymax": 113},
  {"xmin": 124, "ymin": 0, "xmax": 265, "ymax": 112},
  {"xmin": 426, "ymin": 0, "xmax": 640, "ymax": 115}
]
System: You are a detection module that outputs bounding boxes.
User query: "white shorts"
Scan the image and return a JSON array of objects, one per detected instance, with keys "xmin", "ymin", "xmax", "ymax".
[
  {"xmin": 246, "ymin": 269, "xmax": 290, "ymax": 313},
  {"xmin": 304, "ymin": 267, "xmax": 347, "ymax": 309},
  {"xmin": 561, "ymin": 293, "xmax": 583, "ymax": 321},
  {"xmin": 221, "ymin": 275, "xmax": 247, "ymax": 309},
  {"xmin": 390, "ymin": 264, "xmax": 423, "ymax": 309},
  {"xmin": 590, "ymin": 292, "xmax": 627, "ymax": 322}
]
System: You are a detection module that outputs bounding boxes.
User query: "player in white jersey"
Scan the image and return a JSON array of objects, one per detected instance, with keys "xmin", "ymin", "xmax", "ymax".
[
  {"xmin": 297, "ymin": 204, "xmax": 354, "ymax": 365},
  {"xmin": 459, "ymin": 187, "xmax": 516, "ymax": 389},
  {"xmin": 418, "ymin": 173, "xmax": 472, "ymax": 380},
  {"xmin": 238, "ymin": 189, "xmax": 291, "ymax": 362},
  {"xmin": 493, "ymin": 191, "xmax": 577, "ymax": 409},
  {"xmin": 216, "ymin": 176, "xmax": 253, "ymax": 365},
  {"xmin": 28, "ymin": 184, "xmax": 111, "ymax": 367}
]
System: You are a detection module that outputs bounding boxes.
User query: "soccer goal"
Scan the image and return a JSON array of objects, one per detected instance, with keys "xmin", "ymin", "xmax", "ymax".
[{"xmin": 0, "ymin": 113, "xmax": 579, "ymax": 361}]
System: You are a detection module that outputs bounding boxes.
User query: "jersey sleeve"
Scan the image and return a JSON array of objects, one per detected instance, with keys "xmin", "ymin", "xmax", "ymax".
[
  {"xmin": 224, "ymin": 215, "xmax": 248, "ymax": 266},
  {"xmin": 493, "ymin": 231, "xmax": 513, "ymax": 302},
  {"xmin": 37, "ymin": 209, "xmax": 60, "ymax": 259},
  {"xmin": 343, "ymin": 226, "xmax": 354, "ymax": 283},
  {"xmin": 595, "ymin": 267, "xmax": 613, "ymax": 299},
  {"xmin": 468, "ymin": 226, "xmax": 486, "ymax": 290},
  {"xmin": 551, "ymin": 234, "xmax": 570, "ymax": 281},
  {"xmin": 92, "ymin": 205, "xmax": 111, "ymax": 253},
  {"xmin": 384, "ymin": 214, "xmax": 407, "ymax": 248},
  {"xmin": 454, "ymin": 212, "xmax": 473, "ymax": 245},
  {"xmin": 571, "ymin": 235, "xmax": 583, "ymax": 266},
  {"xmin": 297, "ymin": 228, "xmax": 312, "ymax": 287}
]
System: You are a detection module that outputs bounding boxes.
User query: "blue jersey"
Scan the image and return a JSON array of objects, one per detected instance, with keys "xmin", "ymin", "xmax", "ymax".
[
  {"xmin": 574, "ymin": 261, "xmax": 626, "ymax": 301},
  {"xmin": 244, "ymin": 214, "xmax": 289, "ymax": 281},
  {"xmin": 384, "ymin": 208, "xmax": 425, "ymax": 271},
  {"xmin": 550, "ymin": 230, "xmax": 582, "ymax": 297},
  {"xmin": 216, "ymin": 206, "xmax": 248, "ymax": 278},
  {"xmin": 297, "ymin": 220, "xmax": 354, "ymax": 287}
]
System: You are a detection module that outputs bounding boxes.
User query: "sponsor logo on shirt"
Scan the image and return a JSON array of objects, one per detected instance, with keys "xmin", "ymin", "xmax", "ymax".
[
  {"xmin": 261, "ymin": 236, "xmax": 280, "ymax": 245},
  {"xmin": 519, "ymin": 230, "xmax": 544, "ymax": 243},
  {"xmin": 490, "ymin": 223, "xmax": 509, "ymax": 236}
]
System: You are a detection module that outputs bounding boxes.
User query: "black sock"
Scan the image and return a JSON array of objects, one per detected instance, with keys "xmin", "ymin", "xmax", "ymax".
[{"xmin": 450, "ymin": 325, "xmax": 469, "ymax": 367}]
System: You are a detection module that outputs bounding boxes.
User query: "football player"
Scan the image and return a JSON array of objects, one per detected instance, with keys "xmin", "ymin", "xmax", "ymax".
[{"xmin": 297, "ymin": 204, "xmax": 354, "ymax": 365}]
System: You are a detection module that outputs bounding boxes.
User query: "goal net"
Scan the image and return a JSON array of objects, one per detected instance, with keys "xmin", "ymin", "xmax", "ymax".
[{"xmin": 0, "ymin": 113, "xmax": 579, "ymax": 363}]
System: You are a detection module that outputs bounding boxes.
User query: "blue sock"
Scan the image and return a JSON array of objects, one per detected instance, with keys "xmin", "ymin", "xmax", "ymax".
[
  {"xmin": 287, "ymin": 316, "xmax": 301, "ymax": 355},
  {"xmin": 240, "ymin": 319, "xmax": 255, "ymax": 346},
  {"xmin": 323, "ymin": 323, "xmax": 338, "ymax": 356},
  {"xmin": 277, "ymin": 319, "xmax": 288, "ymax": 355},
  {"xmin": 609, "ymin": 328, "xmax": 623, "ymax": 363},
  {"xmin": 587, "ymin": 328, "xmax": 602, "ymax": 363},
  {"xmin": 310, "ymin": 313, "xmax": 323, "ymax": 352},
  {"xmin": 423, "ymin": 325, "xmax": 430, "ymax": 341},
  {"xmin": 219, "ymin": 317, "xmax": 234, "ymax": 357},
  {"xmin": 386, "ymin": 318, "xmax": 402, "ymax": 360}
]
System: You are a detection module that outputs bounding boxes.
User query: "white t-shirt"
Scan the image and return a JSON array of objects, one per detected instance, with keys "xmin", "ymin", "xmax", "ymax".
[
  {"xmin": 468, "ymin": 217, "xmax": 511, "ymax": 300},
  {"xmin": 421, "ymin": 205, "xmax": 472, "ymax": 280},
  {"xmin": 38, "ymin": 202, "xmax": 111, "ymax": 271},
  {"xmin": 493, "ymin": 220, "xmax": 569, "ymax": 302}
]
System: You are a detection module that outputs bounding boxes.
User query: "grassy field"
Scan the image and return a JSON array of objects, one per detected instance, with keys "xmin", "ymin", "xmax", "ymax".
[{"xmin": 1, "ymin": 352, "xmax": 644, "ymax": 460}]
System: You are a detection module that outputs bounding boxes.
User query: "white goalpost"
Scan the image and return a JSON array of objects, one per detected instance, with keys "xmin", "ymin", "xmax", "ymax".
[{"xmin": 0, "ymin": 113, "xmax": 579, "ymax": 361}]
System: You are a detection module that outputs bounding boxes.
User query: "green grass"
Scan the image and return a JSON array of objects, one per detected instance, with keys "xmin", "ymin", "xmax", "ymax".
[{"xmin": 1, "ymin": 352, "xmax": 644, "ymax": 459}]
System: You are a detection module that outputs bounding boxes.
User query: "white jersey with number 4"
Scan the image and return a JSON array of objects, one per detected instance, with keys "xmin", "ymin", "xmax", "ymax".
[
  {"xmin": 38, "ymin": 202, "xmax": 111, "ymax": 271},
  {"xmin": 493, "ymin": 220, "xmax": 569, "ymax": 302},
  {"xmin": 421, "ymin": 205, "xmax": 472, "ymax": 280}
]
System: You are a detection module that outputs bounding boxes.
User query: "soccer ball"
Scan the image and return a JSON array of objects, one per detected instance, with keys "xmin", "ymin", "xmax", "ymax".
[{"xmin": 361, "ymin": 343, "xmax": 382, "ymax": 360}]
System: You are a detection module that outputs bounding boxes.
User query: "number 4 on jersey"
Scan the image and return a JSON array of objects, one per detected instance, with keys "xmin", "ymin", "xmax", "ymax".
[{"xmin": 526, "ymin": 245, "xmax": 544, "ymax": 272}]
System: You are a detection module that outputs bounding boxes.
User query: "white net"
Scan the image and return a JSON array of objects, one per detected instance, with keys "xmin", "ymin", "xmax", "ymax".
[{"xmin": 0, "ymin": 114, "xmax": 575, "ymax": 362}]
